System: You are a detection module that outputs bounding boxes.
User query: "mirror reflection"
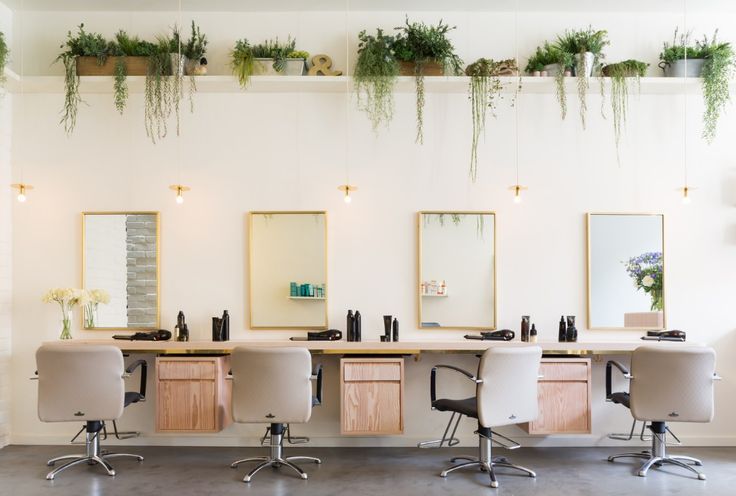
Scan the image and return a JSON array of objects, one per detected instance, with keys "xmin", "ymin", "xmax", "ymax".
[
  {"xmin": 82, "ymin": 212, "xmax": 160, "ymax": 329},
  {"xmin": 249, "ymin": 212, "xmax": 327, "ymax": 329},
  {"xmin": 418, "ymin": 212, "xmax": 496, "ymax": 329},
  {"xmin": 587, "ymin": 213, "xmax": 665, "ymax": 329}
]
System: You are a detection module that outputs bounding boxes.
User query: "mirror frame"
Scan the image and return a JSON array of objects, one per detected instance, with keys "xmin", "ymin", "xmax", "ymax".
[
  {"xmin": 586, "ymin": 212, "xmax": 666, "ymax": 330},
  {"xmin": 417, "ymin": 211, "xmax": 497, "ymax": 330},
  {"xmin": 81, "ymin": 211, "xmax": 161, "ymax": 331},
  {"xmin": 248, "ymin": 211, "xmax": 329, "ymax": 330}
]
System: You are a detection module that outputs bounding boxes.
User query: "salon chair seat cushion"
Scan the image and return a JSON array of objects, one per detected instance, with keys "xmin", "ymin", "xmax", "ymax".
[{"xmin": 432, "ymin": 397, "xmax": 478, "ymax": 419}]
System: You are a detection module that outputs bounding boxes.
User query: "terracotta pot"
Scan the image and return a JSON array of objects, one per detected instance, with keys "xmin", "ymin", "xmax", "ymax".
[
  {"xmin": 75, "ymin": 56, "xmax": 149, "ymax": 76},
  {"xmin": 398, "ymin": 60, "xmax": 445, "ymax": 76}
]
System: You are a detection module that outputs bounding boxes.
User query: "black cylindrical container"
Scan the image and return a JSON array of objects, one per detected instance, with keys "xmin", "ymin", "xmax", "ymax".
[
  {"xmin": 221, "ymin": 310, "xmax": 230, "ymax": 341},
  {"xmin": 212, "ymin": 317, "xmax": 223, "ymax": 341},
  {"xmin": 558, "ymin": 316, "xmax": 567, "ymax": 342},
  {"xmin": 383, "ymin": 315, "xmax": 393, "ymax": 341},
  {"xmin": 566, "ymin": 316, "xmax": 577, "ymax": 342},
  {"xmin": 355, "ymin": 311, "xmax": 362, "ymax": 342},
  {"xmin": 521, "ymin": 316, "xmax": 530, "ymax": 342},
  {"xmin": 392, "ymin": 318, "xmax": 399, "ymax": 342},
  {"xmin": 347, "ymin": 310, "xmax": 355, "ymax": 342}
]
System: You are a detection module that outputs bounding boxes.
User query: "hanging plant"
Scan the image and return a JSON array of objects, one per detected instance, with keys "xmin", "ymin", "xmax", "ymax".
[
  {"xmin": 601, "ymin": 60, "xmax": 647, "ymax": 153},
  {"xmin": 554, "ymin": 26, "xmax": 609, "ymax": 129},
  {"xmin": 698, "ymin": 32, "xmax": 734, "ymax": 143},
  {"xmin": 393, "ymin": 17, "xmax": 463, "ymax": 144},
  {"xmin": 144, "ymin": 36, "xmax": 182, "ymax": 143},
  {"xmin": 231, "ymin": 38, "xmax": 257, "ymax": 88},
  {"xmin": 110, "ymin": 30, "xmax": 156, "ymax": 115},
  {"xmin": 171, "ymin": 21, "xmax": 207, "ymax": 111},
  {"xmin": 0, "ymin": 31, "xmax": 8, "ymax": 91},
  {"xmin": 354, "ymin": 29, "xmax": 399, "ymax": 132},
  {"xmin": 525, "ymin": 42, "xmax": 572, "ymax": 120},
  {"xmin": 465, "ymin": 58, "xmax": 516, "ymax": 181}
]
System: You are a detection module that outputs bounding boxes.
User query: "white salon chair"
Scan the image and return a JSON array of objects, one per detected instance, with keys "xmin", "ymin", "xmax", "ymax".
[
  {"xmin": 607, "ymin": 346, "xmax": 719, "ymax": 480},
  {"xmin": 36, "ymin": 344, "xmax": 145, "ymax": 480},
  {"xmin": 428, "ymin": 346, "xmax": 542, "ymax": 488},
  {"xmin": 229, "ymin": 347, "xmax": 323, "ymax": 483}
]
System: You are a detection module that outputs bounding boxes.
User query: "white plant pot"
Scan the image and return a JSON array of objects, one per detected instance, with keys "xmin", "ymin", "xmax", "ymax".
[
  {"xmin": 543, "ymin": 63, "xmax": 562, "ymax": 77},
  {"xmin": 284, "ymin": 59, "xmax": 306, "ymax": 76},
  {"xmin": 254, "ymin": 58, "xmax": 280, "ymax": 75},
  {"xmin": 170, "ymin": 53, "xmax": 187, "ymax": 76},
  {"xmin": 573, "ymin": 52, "xmax": 595, "ymax": 77},
  {"xmin": 661, "ymin": 58, "xmax": 705, "ymax": 77}
]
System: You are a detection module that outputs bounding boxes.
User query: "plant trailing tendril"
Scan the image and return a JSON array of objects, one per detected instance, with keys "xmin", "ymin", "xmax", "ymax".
[
  {"xmin": 113, "ymin": 57, "xmax": 127, "ymax": 114},
  {"xmin": 465, "ymin": 58, "xmax": 511, "ymax": 182},
  {"xmin": 602, "ymin": 60, "xmax": 647, "ymax": 157},
  {"xmin": 0, "ymin": 31, "xmax": 8, "ymax": 92},
  {"xmin": 354, "ymin": 29, "xmax": 399, "ymax": 132},
  {"xmin": 526, "ymin": 42, "xmax": 572, "ymax": 119}
]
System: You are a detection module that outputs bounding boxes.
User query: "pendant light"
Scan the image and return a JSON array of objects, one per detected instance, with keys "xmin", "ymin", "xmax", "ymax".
[
  {"xmin": 508, "ymin": 2, "xmax": 526, "ymax": 204},
  {"xmin": 10, "ymin": 0, "xmax": 32, "ymax": 203},
  {"xmin": 679, "ymin": 0, "xmax": 694, "ymax": 205},
  {"xmin": 168, "ymin": 0, "xmax": 189, "ymax": 205},
  {"xmin": 337, "ymin": 0, "xmax": 356, "ymax": 204}
]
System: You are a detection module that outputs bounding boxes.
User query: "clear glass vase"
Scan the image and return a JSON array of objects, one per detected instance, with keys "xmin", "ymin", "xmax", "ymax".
[
  {"xmin": 84, "ymin": 303, "xmax": 97, "ymax": 329},
  {"xmin": 60, "ymin": 311, "xmax": 73, "ymax": 340}
]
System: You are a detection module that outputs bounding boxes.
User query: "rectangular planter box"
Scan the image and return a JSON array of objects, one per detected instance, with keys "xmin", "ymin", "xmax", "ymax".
[
  {"xmin": 398, "ymin": 60, "xmax": 445, "ymax": 76},
  {"xmin": 76, "ymin": 56, "xmax": 150, "ymax": 76},
  {"xmin": 255, "ymin": 58, "xmax": 305, "ymax": 76}
]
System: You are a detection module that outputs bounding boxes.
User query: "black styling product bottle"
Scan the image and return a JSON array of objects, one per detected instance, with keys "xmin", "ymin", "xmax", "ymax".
[
  {"xmin": 521, "ymin": 315, "xmax": 530, "ymax": 342},
  {"xmin": 529, "ymin": 323, "xmax": 538, "ymax": 343},
  {"xmin": 383, "ymin": 315, "xmax": 393, "ymax": 341},
  {"xmin": 221, "ymin": 310, "xmax": 230, "ymax": 341},
  {"xmin": 355, "ymin": 311, "xmax": 362, "ymax": 342},
  {"xmin": 558, "ymin": 316, "xmax": 567, "ymax": 342},
  {"xmin": 347, "ymin": 310, "xmax": 355, "ymax": 342},
  {"xmin": 392, "ymin": 318, "xmax": 399, "ymax": 342},
  {"xmin": 566, "ymin": 316, "xmax": 577, "ymax": 342}
]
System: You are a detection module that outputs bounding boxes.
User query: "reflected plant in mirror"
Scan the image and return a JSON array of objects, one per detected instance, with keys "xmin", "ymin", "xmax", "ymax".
[
  {"xmin": 587, "ymin": 213, "xmax": 665, "ymax": 329},
  {"xmin": 82, "ymin": 212, "xmax": 160, "ymax": 330},
  {"xmin": 418, "ymin": 212, "xmax": 496, "ymax": 329}
]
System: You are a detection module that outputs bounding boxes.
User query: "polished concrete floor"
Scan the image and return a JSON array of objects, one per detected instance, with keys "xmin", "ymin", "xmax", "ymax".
[{"xmin": 1, "ymin": 445, "xmax": 735, "ymax": 496}]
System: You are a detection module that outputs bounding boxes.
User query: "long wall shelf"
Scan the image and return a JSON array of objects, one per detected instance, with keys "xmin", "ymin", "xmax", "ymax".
[{"xmin": 2, "ymin": 69, "xmax": 722, "ymax": 95}]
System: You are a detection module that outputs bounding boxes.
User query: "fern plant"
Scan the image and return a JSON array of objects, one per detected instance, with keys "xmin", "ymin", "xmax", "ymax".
[
  {"xmin": 393, "ymin": 17, "xmax": 463, "ymax": 144},
  {"xmin": 354, "ymin": 29, "xmax": 399, "ymax": 132},
  {"xmin": 465, "ymin": 58, "xmax": 511, "ymax": 181},
  {"xmin": 601, "ymin": 60, "xmax": 648, "ymax": 155}
]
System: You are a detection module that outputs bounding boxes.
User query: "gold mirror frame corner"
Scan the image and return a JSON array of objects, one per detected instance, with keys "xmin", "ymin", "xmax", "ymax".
[
  {"xmin": 417, "ymin": 211, "xmax": 497, "ymax": 331},
  {"xmin": 585, "ymin": 212, "xmax": 666, "ymax": 331},
  {"xmin": 247, "ymin": 210, "xmax": 329, "ymax": 331},
  {"xmin": 81, "ymin": 211, "xmax": 161, "ymax": 331}
]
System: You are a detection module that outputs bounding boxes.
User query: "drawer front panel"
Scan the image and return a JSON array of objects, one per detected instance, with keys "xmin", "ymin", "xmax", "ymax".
[
  {"xmin": 342, "ymin": 382, "xmax": 402, "ymax": 434},
  {"xmin": 527, "ymin": 381, "xmax": 589, "ymax": 434},
  {"xmin": 158, "ymin": 360, "xmax": 217, "ymax": 380},
  {"xmin": 157, "ymin": 380, "xmax": 216, "ymax": 431},
  {"xmin": 538, "ymin": 361, "xmax": 589, "ymax": 382},
  {"xmin": 343, "ymin": 362, "xmax": 402, "ymax": 382}
]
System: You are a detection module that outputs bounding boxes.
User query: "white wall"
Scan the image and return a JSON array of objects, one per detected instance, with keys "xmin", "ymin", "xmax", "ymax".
[
  {"xmin": 84, "ymin": 214, "xmax": 128, "ymax": 327},
  {"xmin": 0, "ymin": 0, "xmax": 12, "ymax": 449},
  {"xmin": 6, "ymin": 8, "xmax": 736, "ymax": 448}
]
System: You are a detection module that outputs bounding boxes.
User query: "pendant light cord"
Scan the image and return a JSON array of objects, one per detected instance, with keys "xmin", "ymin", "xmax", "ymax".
[
  {"xmin": 514, "ymin": 0, "xmax": 520, "ymax": 187},
  {"xmin": 177, "ymin": 0, "xmax": 182, "ymax": 184},
  {"xmin": 344, "ymin": 0, "xmax": 350, "ymax": 186},
  {"xmin": 683, "ymin": 0, "xmax": 688, "ymax": 188},
  {"xmin": 18, "ymin": 0, "xmax": 24, "ymax": 184}
]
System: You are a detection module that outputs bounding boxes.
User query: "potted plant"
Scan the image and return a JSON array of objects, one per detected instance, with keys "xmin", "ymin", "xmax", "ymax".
[
  {"xmin": 286, "ymin": 50, "xmax": 309, "ymax": 76},
  {"xmin": 175, "ymin": 20, "xmax": 208, "ymax": 76},
  {"xmin": 354, "ymin": 28, "xmax": 400, "ymax": 132},
  {"xmin": 601, "ymin": 60, "xmax": 648, "ymax": 153},
  {"xmin": 110, "ymin": 30, "xmax": 156, "ymax": 114},
  {"xmin": 231, "ymin": 38, "xmax": 257, "ymax": 88},
  {"xmin": 660, "ymin": 29, "xmax": 735, "ymax": 143},
  {"xmin": 554, "ymin": 26, "xmax": 609, "ymax": 128},
  {"xmin": 251, "ymin": 37, "xmax": 298, "ymax": 75},
  {"xmin": 392, "ymin": 17, "xmax": 463, "ymax": 144},
  {"xmin": 466, "ymin": 58, "xmax": 516, "ymax": 182},
  {"xmin": 525, "ymin": 42, "xmax": 573, "ymax": 119},
  {"xmin": 0, "ymin": 31, "xmax": 8, "ymax": 90}
]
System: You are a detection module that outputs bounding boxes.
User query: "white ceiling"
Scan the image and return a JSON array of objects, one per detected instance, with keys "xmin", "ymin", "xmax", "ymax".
[{"xmin": 2, "ymin": 0, "xmax": 734, "ymax": 12}]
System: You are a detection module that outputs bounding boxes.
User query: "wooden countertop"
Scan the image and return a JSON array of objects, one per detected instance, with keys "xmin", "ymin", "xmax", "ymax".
[{"xmin": 43, "ymin": 339, "xmax": 692, "ymax": 355}]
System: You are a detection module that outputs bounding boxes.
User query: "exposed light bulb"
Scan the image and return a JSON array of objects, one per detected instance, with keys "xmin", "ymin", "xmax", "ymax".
[
  {"xmin": 681, "ymin": 186, "xmax": 692, "ymax": 205},
  {"xmin": 17, "ymin": 193, "xmax": 26, "ymax": 203},
  {"xmin": 169, "ymin": 184, "xmax": 190, "ymax": 205},
  {"xmin": 338, "ymin": 185, "xmax": 357, "ymax": 204},
  {"xmin": 509, "ymin": 184, "xmax": 526, "ymax": 204},
  {"xmin": 176, "ymin": 194, "xmax": 184, "ymax": 204},
  {"xmin": 11, "ymin": 183, "xmax": 32, "ymax": 203},
  {"xmin": 344, "ymin": 192, "xmax": 352, "ymax": 204}
]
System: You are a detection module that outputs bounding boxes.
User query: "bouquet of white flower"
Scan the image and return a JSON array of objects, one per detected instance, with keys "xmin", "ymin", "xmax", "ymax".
[
  {"xmin": 42, "ymin": 288, "xmax": 89, "ymax": 340},
  {"xmin": 84, "ymin": 289, "xmax": 110, "ymax": 329}
]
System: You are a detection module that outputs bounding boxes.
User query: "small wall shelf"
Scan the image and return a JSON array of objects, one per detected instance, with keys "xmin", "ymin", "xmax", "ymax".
[
  {"xmin": 288, "ymin": 296, "xmax": 326, "ymax": 300},
  {"xmin": 3, "ymin": 72, "xmax": 724, "ymax": 96},
  {"xmin": 421, "ymin": 293, "xmax": 448, "ymax": 297}
]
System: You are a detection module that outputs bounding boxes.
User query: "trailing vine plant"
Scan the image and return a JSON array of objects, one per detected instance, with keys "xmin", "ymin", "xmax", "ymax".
[
  {"xmin": 554, "ymin": 27, "xmax": 609, "ymax": 129},
  {"xmin": 601, "ymin": 60, "xmax": 647, "ymax": 155},
  {"xmin": 354, "ymin": 29, "xmax": 399, "ymax": 132},
  {"xmin": 231, "ymin": 38, "xmax": 257, "ymax": 88},
  {"xmin": 144, "ymin": 36, "xmax": 178, "ymax": 144},
  {"xmin": 0, "ymin": 31, "xmax": 9, "ymax": 92},
  {"xmin": 393, "ymin": 17, "xmax": 463, "ymax": 144},
  {"xmin": 466, "ymin": 58, "xmax": 516, "ymax": 181},
  {"xmin": 525, "ymin": 42, "xmax": 572, "ymax": 119}
]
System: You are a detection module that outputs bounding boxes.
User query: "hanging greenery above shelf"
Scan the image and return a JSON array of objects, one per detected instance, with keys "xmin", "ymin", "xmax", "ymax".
[
  {"xmin": 354, "ymin": 28, "xmax": 400, "ymax": 132},
  {"xmin": 601, "ymin": 60, "xmax": 648, "ymax": 154}
]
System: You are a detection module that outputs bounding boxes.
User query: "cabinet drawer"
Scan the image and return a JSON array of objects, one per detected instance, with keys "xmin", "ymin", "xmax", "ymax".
[
  {"xmin": 158, "ymin": 360, "xmax": 217, "ymax": 380},
  {"xmin": 342, "ymin": 382, "xmax": 402, "ymax": 434},
  {"xmin": 539, "ymin": 361, "xmax": 589, "ymax": 382},
  {"xmin": 343, "ymin": 361, "xmax": 402, "ymax": 382}
]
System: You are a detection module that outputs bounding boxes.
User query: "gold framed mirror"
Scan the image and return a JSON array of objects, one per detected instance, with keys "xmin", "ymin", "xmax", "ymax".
[
  {"xmin": 587, "ymin": 213, "xmax": 665, "ymax": 330},
  {"xmin": 418, "ymin": 211, "xmax": 496, "ymax": 330},
  {"xmin": 249, "ymin": 211, "xmax": 328, "ymax": 329},
  {"xmin": 82, "ymin": 212, "xmax": 160, "ymax": 330}
]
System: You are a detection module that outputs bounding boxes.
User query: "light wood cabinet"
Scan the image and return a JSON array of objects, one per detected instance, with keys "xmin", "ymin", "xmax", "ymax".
[
  {"xmin": 341, "ymin": 358, "xmax": 404, "ymax": 435},
  {"xmin": 522, "ymin": 357, "xmax": 592, "ymax": 435},
  {"xmin": 156, "ymin": 356, "xmax": 232, "ymax": 433}
]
